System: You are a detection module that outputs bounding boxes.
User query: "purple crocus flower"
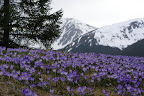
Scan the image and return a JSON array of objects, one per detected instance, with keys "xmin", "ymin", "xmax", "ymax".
[
  {"xmin": 67, "ymin": 77, "xmax": 73, "ymax": 82},
  {"xmin": 50, "ymin": 89, "xmax": 54, "ymax": 94},
  {"xmin": 47, "ymin": 77, "xmax": 51, "ymax": 81},
  {"xmin": 105, "ymin": 92, "xmax": 109, "ymax": 96},
  {"xmin": 52, "ymin": 69, "xmax": 56, "ymax": 72},
  {"xmin": 76, "ymin": 87, "xmax": 82, "ymax": 94},
  {"xmin": 53, "ymin": 77, "xmax": 59, "ymax": 83},
  {"xmin": 30, "ymin": 84, "xmax": 36, "ymax": 88},
  {"xmin": 60, "ymin": 76, "xmax": 65, "ymax": 82},
  {"xmin": 39, "ymin": 78, "xmax": 43, "ymax": 82},
  {"xmin": 21, "ymin": 88, "xmax": 38, "ymax": 96},
  {"xmin": 80, "ymin": 73, "xmax": 84, "ymax": 76},
  {"xmin": 84, "ymin": 76, "xmax": 87, "ymax": 79},
  {"xmin": 38, "ymin": 81, "xmax": 49, "ymax": 87},
  {"xmin": 90, "ymin": 79, "xmax": 94, "ymax": 83},
  {"xmin": 38, "ymin": 72, "xmax": 41, "ymax": 75},
  {"xmin": 66, "ymin": 86, "xmax": 71, "ymax": 93},
  {"xmin": 71, "ymin": 88, "xmax": 74, "ymax": 92},
  {"xmin": 24, "ymin": 81, "xmax": 28, "ymax": 85},
  {"xmin": 87, "ymin": 87, "xmax": 93, "ymax": 92},
  {"xmin": 82, "ymin": 67, "xmax": 87, "ymax": 72},
  {"xmin": 29, "ymin": 68, "xmax": 36, "ymax": 74},
  {"xmin": 10, "ymin": 65, "xmax": 14, "ymax": 70},
  {"xmin": 102, "ymin": 89, "xmax": 106, "ymax": 94},
  {"xmin": 117, "ymin": 84, "xmax": 123, "ymax": 90},
  {"xmin": 12, "ymin": 73, "xmax": 18, "ymax": 79},
  {"xmin": 29, "ymin": 77, "xmax": 35, "ymax": 81},
  {"xmin": 46, "ymin": 70, "xmax": 50, "ymax": 74},
  {"xmin": 40, "ymin": 65, "xmax": 44, "ymax": 69},
  {"xmin": 76, "ymin": 86, "xmax": 86, "ymax": 95}
]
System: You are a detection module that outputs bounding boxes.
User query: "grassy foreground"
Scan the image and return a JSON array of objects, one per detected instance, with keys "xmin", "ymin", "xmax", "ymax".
[{"xmin": 0, "ymin": 47, "xmax": 144, "ymax": 96}]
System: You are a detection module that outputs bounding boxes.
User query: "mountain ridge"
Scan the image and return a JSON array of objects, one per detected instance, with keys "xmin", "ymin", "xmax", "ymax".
[
  {"xmin": 61, "ymin": 18, "xmax": 144, "ymax": 56},
  {"xmin": 19, "ymin": 17, "xmax": 144, "ymax": 57},
  {"xmin": 51, "ymin": 18, "xmax": 97, "ymax": 50}
]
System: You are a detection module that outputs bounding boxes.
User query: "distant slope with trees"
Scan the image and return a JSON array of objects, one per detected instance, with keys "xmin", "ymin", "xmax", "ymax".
[{"xmin": 120, "ymin": 39, "xmax": 144, "ymax": 57}]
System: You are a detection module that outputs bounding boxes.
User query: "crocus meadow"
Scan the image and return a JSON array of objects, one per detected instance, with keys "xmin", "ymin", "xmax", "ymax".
[{"xmin": 0, "ymin": 46, "xmax": 144, "ymax": 96}]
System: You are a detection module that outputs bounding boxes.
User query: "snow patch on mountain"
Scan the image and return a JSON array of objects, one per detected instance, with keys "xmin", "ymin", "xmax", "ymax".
[
  {"xmin": 51, "ymin": 18, "xmax": 96, "ymax": 50},
  {"xmin": 93, "ymin": 18, "xmax": 144, "ymax": 49}
]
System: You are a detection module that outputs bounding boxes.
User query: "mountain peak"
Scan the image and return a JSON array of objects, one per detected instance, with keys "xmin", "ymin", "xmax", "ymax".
[
  {"xmin": 52, "ymin": 18, "xmax": 97, "ymax": 50},
  {"xmin": 93, "ymin": 18, "xmax": 144, "ymax": 49},
  {"xmin": 62, "ymin": 18, "xmax": 144, "ymax": 54}
]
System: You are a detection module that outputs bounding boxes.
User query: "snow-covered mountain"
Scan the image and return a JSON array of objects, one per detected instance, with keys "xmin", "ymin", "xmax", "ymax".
[
  {"xmin": 21, "ymin": 18, "xmax": 96, "ymax": 49},
  {"xmin": 62, "ymin": 18, "xmax": 144, "ymax": 53},
  {"xmin": 51, "ymin": 18, "xmax": 96, "ymax": 50}
]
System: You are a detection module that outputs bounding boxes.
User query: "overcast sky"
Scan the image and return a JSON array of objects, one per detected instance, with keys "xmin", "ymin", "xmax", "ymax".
[{"xmin": 51, "ymin": 0, "xmax": 144, "ymax": 27}]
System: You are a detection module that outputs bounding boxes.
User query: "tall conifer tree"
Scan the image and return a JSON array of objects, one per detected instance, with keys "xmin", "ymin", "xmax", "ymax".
[{"xmin": 0, "ymin": 0, "xmax": 63, "ymax": 49}]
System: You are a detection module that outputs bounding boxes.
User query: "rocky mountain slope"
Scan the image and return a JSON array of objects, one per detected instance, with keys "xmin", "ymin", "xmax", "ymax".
[
  {"xmin": 51, "ymin": 18, "xmax": 96, "ymax": 50},
  {"xmin": 62, "ymin": 18, "xmax": 144, "ymax": 55}
]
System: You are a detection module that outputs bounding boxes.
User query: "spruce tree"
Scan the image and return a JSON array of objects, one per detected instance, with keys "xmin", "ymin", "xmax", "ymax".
[{"xmin": 0, "ymin": 0, "xmax": 63, "ymax": 49}]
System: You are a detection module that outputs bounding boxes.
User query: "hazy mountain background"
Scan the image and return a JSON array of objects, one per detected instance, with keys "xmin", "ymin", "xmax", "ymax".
[
  {"xmin": 25, "ymin": 17, "xmax": 144, "ymax": 57},
  {"xmin": 59, "ymin": 18, "xmax": 144, "ymax": 57}
]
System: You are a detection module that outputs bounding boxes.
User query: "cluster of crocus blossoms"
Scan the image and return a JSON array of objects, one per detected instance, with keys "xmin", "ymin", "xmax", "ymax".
[{"xmin": 0, "ymin": 47, "xmax": 144, "ymax": 96}]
